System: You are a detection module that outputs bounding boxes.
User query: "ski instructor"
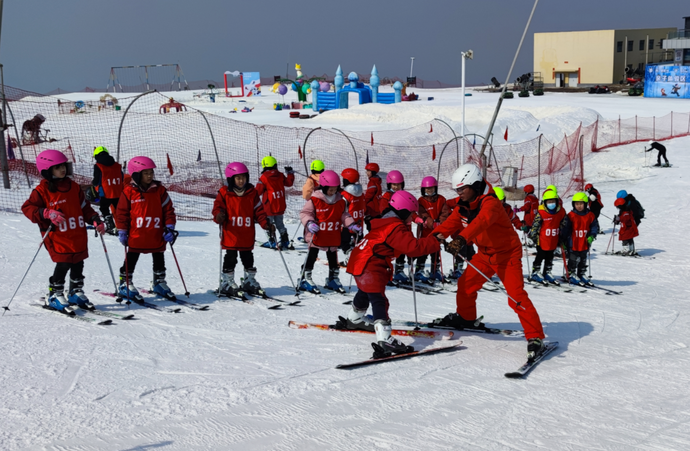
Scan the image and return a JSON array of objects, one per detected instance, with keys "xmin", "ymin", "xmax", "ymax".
[
  {"xmin": 645, "ymin": 141, "xmax": 670, "ymax": 167},
  {"xmin": 431, "ymin": 164, "xmax": 546, "ymax": 359}
]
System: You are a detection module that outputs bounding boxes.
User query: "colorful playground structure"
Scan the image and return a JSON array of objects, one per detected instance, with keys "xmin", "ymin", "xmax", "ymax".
[{"xmin": 311, "ymin": 65, "xmax": 403, "ymax": 112}]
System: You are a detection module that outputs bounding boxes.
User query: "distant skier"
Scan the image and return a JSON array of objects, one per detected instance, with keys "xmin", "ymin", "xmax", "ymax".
[
  {"xmin": 516, "ymin": 184, "xmax": 539, "ymax": 234},
  {"xmin": 341, "ymin": 190, "xmax": 441, "ymax": 356},
  {"xmin": 22, "ymin": 149, "xmax": 106, "ymax": 313},
  {"xmin": 561, "ymin": 192, "xmax": 599, "ymax": 285},
  {"xmin": 340, "ymin": 168, "xmax": 366, "ymax": 254},
  {"xmin": 115, "ymin": 156, "xmax": 177, "ymax": 302},
  {"xmin": 645, "ymin": 141, "xmax": 670, "ymax": 167},
  {"xmin": 213, "ymin": 162, "xmax": 274, "ymax": 297},
  {"xmin": 256, "ymin": 156, "xmax": 295, "ymax": 249},
  {"xmin": 363, "ymin": 162, "xmax": 383, "ymax": 230},
  {"xmin": 432, "ymin": 164, "xmax": 547, "ymax": 360}
]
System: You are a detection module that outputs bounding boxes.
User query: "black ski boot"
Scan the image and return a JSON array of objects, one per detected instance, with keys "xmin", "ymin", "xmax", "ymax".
[
  {"xmin": 334, "ymin": 306, "xmax": 375, "ymax": 332},
  {"xmin": 527, "ymin": 338, "xmax": 545, "ymax": 361},
  {"xmin": 372, "ymin": 319, "xmax": 413, "ymax": 358},
  {"xmin": 433, "ymin": 312, "xmax": 485, "ymax": 330}
]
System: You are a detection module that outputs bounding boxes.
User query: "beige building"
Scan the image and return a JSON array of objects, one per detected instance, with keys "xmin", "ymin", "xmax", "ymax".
[{"xmin": 534, "ymin": 28, "xmax": 676, "ymax": 87}]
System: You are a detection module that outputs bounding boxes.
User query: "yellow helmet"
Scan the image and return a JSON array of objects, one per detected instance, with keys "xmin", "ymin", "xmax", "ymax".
[
  {"xmin": 546, "ymin": 184, "xmax": 557, "ymax": 193},
  {"xmin": 310, "ymin": 160, "xmax": 325, "ymax": 172},
  {"xmin": 93, "ymin": 146, "xmax": 108, "ymax": 157},
  {"xmin": 493, "ymin": 186, "xmax": 506, "ymax": 201},
  {"xmin": 572, "ymin": 192, "xmax": 589, "ymax": 203},
  {"xmin": 261, "ymin": 155, "xmax": 277, "ymax": 168},
  {"xmin": 543, "ymin": 190, "xmax": 559, "ymax": 201}
]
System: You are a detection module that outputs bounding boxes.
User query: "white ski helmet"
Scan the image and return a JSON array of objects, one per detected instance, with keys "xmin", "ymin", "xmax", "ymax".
[{"xmin": 451, "ymin": 164, "xmax": 483, "ymax": 190}]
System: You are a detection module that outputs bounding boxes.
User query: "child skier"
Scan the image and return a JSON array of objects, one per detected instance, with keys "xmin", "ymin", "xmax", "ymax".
[
  {"xmin": 613, "ymin": 197, "xmax": 639, "ymax": 255},
  {"xmin": 363, "ymin": 162, "xmax": 382, "ymax": 228},
  {"xmin": 213, "ymin": 162, "xmax": 274, "ymax": 296},
  {"xmin": 516, "ymin": 184, "xmax": 539, "ymax": 236},
  {"xmin": 616, "ymin": 190, "xmax": 644, "ymax": 226},
  {"xmin": 115, "ymin": 156, "xmax": 177, "ymax": 302},
  {"xmin": 298, "ymin": 170, "xmax": 359, "ymax": 294},
  {"xmin": 341, "ymin": 190, "xmax": 442, "ymax": 356},
  {"xmin": 340, "ymin": 168, "xmax": 366, "ymax": 254},
  {"xmin": 302, "ymin": 160, "xmax": 325, "ymax": 200},
  {"xmin": 91, "ymin": 146, "xmax": 123, "ymax": 235},
  {"xmin": 562, "ymin": 192, "xmax": 599, "ymax": 285},
  {"xmin": 493, "ymin": 187, "xmax": 523, "ymax": 230},
  {"xmin": 415, "ymin": 176, "xmax": 450, "ymax": 284},
  {"xmin": 22, "ymin": 149, "xmax": 106, "ymax": 313},
  {"xmin": 527, "ymin": 189, "xmax": 567, "ymax": 285},
  {"xmin": 584, "ymin": 183, "xmax": 604, "ymax": 222},
  {"xmin": 256, "ymin": 155, "xmax": 294, "ymax": 249}
]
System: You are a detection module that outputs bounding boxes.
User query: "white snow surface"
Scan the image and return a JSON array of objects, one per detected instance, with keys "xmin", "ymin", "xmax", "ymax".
[{"xmin": 2, "ymin": 91, "xmax": 690, "ymax": 450}]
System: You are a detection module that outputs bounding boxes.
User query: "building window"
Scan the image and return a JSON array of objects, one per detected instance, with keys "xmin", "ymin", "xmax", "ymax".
[
  {"xmin": 639, "ymin": 40, "xmax": 645, "ymax": 51},
  {"xmin": 649, "ymin": 39, "xmax": 654, "ymax": 49},
  {"xmin": 660, "ymin": 38, "xmax": 664, "ymax": 48},
  {"xmin": 627, "ymin": 40, "xmax": 633, "ymax": 51},
  {"xmin": 617, "ymin": 41, "xmax": 623, "ymax": 52}
]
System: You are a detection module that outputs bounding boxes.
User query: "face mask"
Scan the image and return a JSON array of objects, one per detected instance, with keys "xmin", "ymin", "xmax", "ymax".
[{"xmin": 546, "ymin": 201, "xmax": 557, "ymax": 210}]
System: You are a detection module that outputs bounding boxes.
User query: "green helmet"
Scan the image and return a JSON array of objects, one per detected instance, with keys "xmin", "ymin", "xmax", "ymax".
[
  {"xmin": 546, "ymin": 184, "xmax": 557, "ymax": 193},
  {"xmin": 543, "ymin": 190, "xmax": 559, "ymax": 201},
  {"xmin": 493, "ymin": 186, "xmax": 506, "ymax": 201},
  {"xmin": 93, "ymin": 146, "xmax": 108, "ymax": 157},
  {"xmin": 261, "ymin": 155, "xmax": 277, "ymax": 168},
  {"xmin": 572, "ymin": 192, "xmax": 589, "ymax": 203},
  {"xmin": 310, "ymin": 160, "xmax": 325, "ymax": 172}
]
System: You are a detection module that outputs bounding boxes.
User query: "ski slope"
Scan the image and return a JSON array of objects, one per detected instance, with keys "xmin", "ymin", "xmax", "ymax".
[{"xmin": 1, "ymin": 91, "xmax": 690, "ymax": 450}]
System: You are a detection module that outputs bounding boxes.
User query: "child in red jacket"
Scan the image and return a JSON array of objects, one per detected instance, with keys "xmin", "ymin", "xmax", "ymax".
[
  {"xmin": 363, "ymin": 162, "xmax": 383, "ymax": 228},
  {"xmin": 527, "ymin": 189, "xmax": 567, "ymax": 285},
  {"xmin": 22, "ymin": 149, "xmax": 105, "ymax": 313},
  {"xmin": 614, "ymin": 197, "xmax": 639, "ymax": 255},
  {"xmin": 562, "ymin": 192, "xmax": 599, "ymax": 285},
  {"xmin": 298, "ymin": 170, "xmax": 358, "ymax": 294},
  {"xmin": 340, "ymin": 168, "xmax": 366, "ymax": 254},
  {"xmin": 415, "ymin": 176, "xmax": 450, "ymax": 284},
  {"xmin": 341, "ymin": 190, "xmax": 441, "ymax": 356},
  {"xmin": 256, "ymin": 155, "xmax": 294, "ymax": 250},
  {"xmin": 116, "ymin": 156, "xmax": 177, "ymax": 303},
  {"xmin": 213, "ymin": 162, "xmax": 273, "ymax": 296}
]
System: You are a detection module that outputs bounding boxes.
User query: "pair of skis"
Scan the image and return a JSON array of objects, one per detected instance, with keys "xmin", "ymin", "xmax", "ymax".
[
  {"xmin": 289, "ymin": 320, "xmax": 557, "ymax": 377},
  {"xmin": 35, "ymin": 297, "xmax": 136, "ymax": 325}
]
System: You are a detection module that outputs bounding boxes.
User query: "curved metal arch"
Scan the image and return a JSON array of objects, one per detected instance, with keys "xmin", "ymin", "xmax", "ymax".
[
  {"xmin": 116, "ymin": 90, "xmax": 156, "ymax": 163},
  {"xmin": 436, "ymin": 134, "xmax": 494, "ymax": 181},
  {"xmin": 433, "ymin": 118, "xmax": 459, "ymax": 166},
  {"xmin": 196, "ymin": 109, "xmax": 224, "ymax": 181},
  {"xmin": 301, "ymin": 127, "xmax": 359, "ymax": 174}
]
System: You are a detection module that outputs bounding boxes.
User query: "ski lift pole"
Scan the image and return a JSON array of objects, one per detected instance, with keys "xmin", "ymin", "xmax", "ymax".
[{"xmin": 2, "ymin": 225, "xmax": 52, "ymax": 316}]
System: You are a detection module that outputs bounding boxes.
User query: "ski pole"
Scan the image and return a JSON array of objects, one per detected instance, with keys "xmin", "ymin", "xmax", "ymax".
[
  {"xmin": 296, "ymin": 240, "xmax": 312, "ymax": 297},
  {"xmin": 588, "ymin": 248, "xmax": 592, "ymax": 280},
  {"xmin": 2, "ymin": 225, "xmax": 53, "ymax": 316},
  {"xmin": 290, "ymin": 222, "xmax": 302, "ymax": 247},
  {"xmin": 561, "ymin": 244, "xmax": 571, "ymax": 285},
  {"xmin": 348, "ymin": 233, "xmax": 362, "ymax": 293},
  {"xmin": 522, "ymin": 230, "xmax": 531, "ymax": 275},
  {"xmin": 123, "ymin": 245, "xmax": 131, "ymax": 305},
  {"xmin": 268, "ymin": 229, "xmax": 298, "ymax": 295},
  {"xmin": 218, "ymin": 225, "xmax": 223, "ymax": 294},
  {"xmin": 169, "ymin": 231, "xmax": 190, "ymax": 298},
  {"xmin": 97, "ymin": 225, "xmax": 119, "ymax": 296},
  {"xmin": 409, "ymin": 224, "xmax": 421, "ymax": 330},
  {"xmin": 453, "ymin": 250, "xmax": 524, "ymax": 309},
  {"xmin": 605, "ymin": 223, "xmax": 616, "ymax": 254}
]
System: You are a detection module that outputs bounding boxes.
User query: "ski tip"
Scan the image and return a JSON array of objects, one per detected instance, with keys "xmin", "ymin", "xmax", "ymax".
[
  {"xmin": 98, "ymin": 320, "xmax": 114, "ymax": 326},
  {"xmin": 268, "ymin": 305, "xmax": 283, "ymax": 310}
]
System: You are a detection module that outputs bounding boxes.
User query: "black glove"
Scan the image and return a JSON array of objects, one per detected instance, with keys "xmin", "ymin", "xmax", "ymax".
[
  {"xmin": 284, "ymin": 166, "xmax": 294, "ymax": 174},
  {"xmin": 613, "ymin": 215, "xmax": 620, "ymax": 225},
  {"xmin": 444, "ymin": 236, "xmax": 467, "ymax": 256}
]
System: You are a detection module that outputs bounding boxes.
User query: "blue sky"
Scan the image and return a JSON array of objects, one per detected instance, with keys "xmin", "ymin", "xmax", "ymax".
[{"xmin": 2, "ymin": 0, "xmax": 688, "ymax": 93}]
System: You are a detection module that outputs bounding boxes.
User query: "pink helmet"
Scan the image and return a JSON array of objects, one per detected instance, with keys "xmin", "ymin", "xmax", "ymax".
[
  {"xmin": 128, "ymin": 156, "xmax": 156, "ymax": 174},
  {"xmin": 389, "ymin": 190, "xmax": 419, "ymax": 212},
  {"xmin": 421, "ymin": 176, "xmax": 438, "ymax": 188},
  {"xmin": 319, "ymin": 170, "xmax": 340, "ymax": 187},
  {"xmin": 225, "ymin": 162, "xmax": 249, "ymax": 178},
  {"xmin": 36, "ymin": 149, "xmax": 68, "ymax": 172},
  {"xmin": 386, "ymin": 170, "xmax": 404, "ymax": 184}
]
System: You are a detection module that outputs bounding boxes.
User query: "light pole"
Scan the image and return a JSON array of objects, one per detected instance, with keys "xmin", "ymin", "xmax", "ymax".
[
  {"xmin": 460, "ymin": 50, "xmax": 473, "ymax": 163},
  {"xmin": 409, "ymin": 57, "xmax": 415, "ymax": 78}
]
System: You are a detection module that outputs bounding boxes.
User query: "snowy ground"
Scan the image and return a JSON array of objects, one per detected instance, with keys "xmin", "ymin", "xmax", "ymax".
[{"xmin": 2, "ymin": 90, "xmax": 690, "ymax": 450}]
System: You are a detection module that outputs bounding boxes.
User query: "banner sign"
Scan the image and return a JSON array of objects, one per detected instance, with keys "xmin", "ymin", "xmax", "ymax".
[{"xmin": 644, "ymin": 65, "xmax": 689, "ymax": 99}]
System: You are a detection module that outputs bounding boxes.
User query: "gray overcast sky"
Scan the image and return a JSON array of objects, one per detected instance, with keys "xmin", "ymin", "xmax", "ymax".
[{"xmin": 2, "ymin": 0, "xmax": 688, "ymax": 93}]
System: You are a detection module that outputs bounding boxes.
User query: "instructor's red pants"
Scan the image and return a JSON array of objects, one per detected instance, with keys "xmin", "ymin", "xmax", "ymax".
[{"xmin": 456, "ymin": 252, "xmax": 545, "ymax": 340}]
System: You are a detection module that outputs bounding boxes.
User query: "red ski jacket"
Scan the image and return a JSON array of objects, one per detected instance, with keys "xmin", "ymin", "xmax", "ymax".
[
  {"xmin": 347, "ymin": 215, "xmax": 441, "ymax": 292},
  {"xmin": 213, "ymin": 185, "xmax": 269, "ymax": 251},
  {"xmin": 116, "ymin": 181, "xmax": 176, "ymax": 254},
  {"xmin": 618, "ymin": 210, "xmax": 639, "ymax": 241},
  {"xmin": 418, "ymin": 195, "xmax": 449, "ymax": 237},
  {"xmin": 256, "ymin": 169, "xmax": 294, "ymax": 216},
  {"xmin": 364, "ymin": 176, "xmax": 382, "ymax": 217},
  {"xmin": 517, "ymin": 193, "xmax": 539, "ymax": 227},
  {"xmin": 22, "ymin": 178, "xmax": 99, "ymax": 263}
]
